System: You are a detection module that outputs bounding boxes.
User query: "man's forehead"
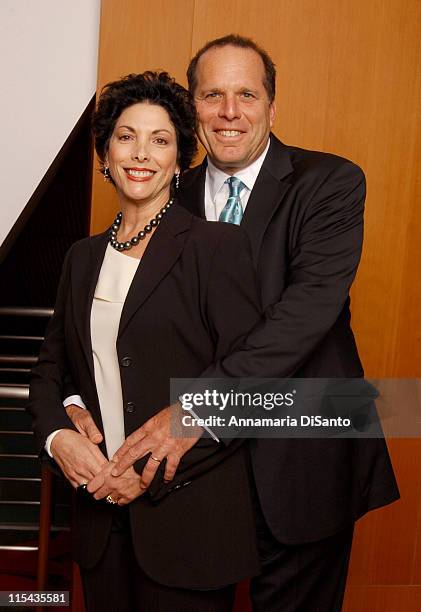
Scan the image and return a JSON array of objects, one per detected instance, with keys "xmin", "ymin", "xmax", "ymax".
[{"xmin": 196, "ymin": 45, "xmax": 266, "ymax": 82}]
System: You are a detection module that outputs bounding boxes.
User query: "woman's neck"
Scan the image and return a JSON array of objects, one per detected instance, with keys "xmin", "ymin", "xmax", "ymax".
[{"xmin": 118, "ymin": 191, "xmax": 171, "ymax": 237}]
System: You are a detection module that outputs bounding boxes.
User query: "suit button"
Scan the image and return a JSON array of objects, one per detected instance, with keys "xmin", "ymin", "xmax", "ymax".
[
  {"xmin": 121, "ymin": 356, "xmax": 132, "ymax": 367},
  {"xmin": 125, "ymin": 402, "xmax": 136, "ymax": 413}
]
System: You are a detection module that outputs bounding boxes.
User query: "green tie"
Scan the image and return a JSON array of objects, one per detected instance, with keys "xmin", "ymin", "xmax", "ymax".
[{"xmin": 219, "ymin": 177, "xmax": 245, "ymax": 225}]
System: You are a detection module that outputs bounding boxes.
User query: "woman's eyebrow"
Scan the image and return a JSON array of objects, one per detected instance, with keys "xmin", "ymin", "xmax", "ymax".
[
  {"xmin": 115, "ymin": 126, "xmax": 173, "ymax": 135},
  {"xmin": 115, "ymin": 124, "xmax": 136, "ymax": 132}
]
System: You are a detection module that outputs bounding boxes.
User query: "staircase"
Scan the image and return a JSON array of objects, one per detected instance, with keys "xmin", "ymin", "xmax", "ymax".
[{"xmin": 0, "ymin": 307, "xmax": 71, "ymax": 581}]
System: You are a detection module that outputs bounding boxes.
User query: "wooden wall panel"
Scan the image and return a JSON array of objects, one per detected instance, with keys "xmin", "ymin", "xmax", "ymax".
[
  {"xmin": 93, "ymin": 0, "xmax": 421, "ymax": 376},
  {"xmin": 343, "ymin": 586, "xmax": 421, "ymax": 612},
  {"xmin": 92, "ymin": 1, "xmax": 421, "ymax": 608},
  {"xmin": 347, "ymin": 440, "xmax": 421, "ymax": 585}
]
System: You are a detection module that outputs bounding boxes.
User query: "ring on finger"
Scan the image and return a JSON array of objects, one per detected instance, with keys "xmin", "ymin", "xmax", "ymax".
[
  {"xmin": 150, "ymin": 455, "xmax": 162, "ymax": 463},
  {"xmin": 106, "ymin": 495, "xmax": 117, "ymax": 505}
]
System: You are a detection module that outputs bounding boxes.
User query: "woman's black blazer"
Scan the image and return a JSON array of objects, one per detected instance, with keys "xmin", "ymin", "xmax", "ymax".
[{"xmin": 28, "ymin": 204, "xmax": 261, "ymax": 589}]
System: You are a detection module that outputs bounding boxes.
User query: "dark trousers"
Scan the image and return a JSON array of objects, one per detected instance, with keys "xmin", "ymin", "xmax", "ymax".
[
  {"xmin": 250, "ymin": 499, "xmax": 354, "ymax": 612},
  {"xmin": 80, "ymin": 508, "xmax": 236, "ymax": 612}
]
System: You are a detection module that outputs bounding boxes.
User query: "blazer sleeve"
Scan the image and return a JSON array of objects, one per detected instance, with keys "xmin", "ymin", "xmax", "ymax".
[
  {"xmin": 148, "ymin": 162, "xmax": 364, "ymax": 501},
  {"xmin": 200, "ymin": 160, "xmax": 365, "ymax": 379},
  {"xmin": 27, "ymin": 245, "xmax": 79, "ymax": 455}
]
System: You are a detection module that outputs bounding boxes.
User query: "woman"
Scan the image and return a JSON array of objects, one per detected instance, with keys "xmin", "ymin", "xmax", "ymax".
[{"xmin": 28, "ymin": 72, "xmax": 261, "ymax": 611}]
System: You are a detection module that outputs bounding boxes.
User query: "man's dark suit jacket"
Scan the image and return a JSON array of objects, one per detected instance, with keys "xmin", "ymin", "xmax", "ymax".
[
  {"xmin": 179, "ymin": 134, "xmax": 399, "ymax": 544},
  {"xmin": 28, "ymin": 204, "xmax": 261, "ymax": 588}
]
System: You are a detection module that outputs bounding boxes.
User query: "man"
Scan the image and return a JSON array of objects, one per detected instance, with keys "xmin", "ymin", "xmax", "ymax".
[
  {"xmin": 66, "ymin": 35, "xmax": 399, "ymax": 611},
  {"xmin": 176, "ymin": 34, "xmax": 399, "ymax": 611}
]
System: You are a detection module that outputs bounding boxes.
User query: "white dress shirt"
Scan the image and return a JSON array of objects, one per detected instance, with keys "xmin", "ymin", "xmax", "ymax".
[
  {"xmin": 89, "ymin": 245, "xmax": 139, "ymax": 459},
  {"xmin": 204, "ymin": 139, "xmax": 270, "ymax": 221}
]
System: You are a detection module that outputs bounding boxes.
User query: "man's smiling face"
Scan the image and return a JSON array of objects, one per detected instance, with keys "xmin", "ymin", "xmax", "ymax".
[{"xmin": 193, "ymin": 45, "xmax": 275, "ymax": 174}]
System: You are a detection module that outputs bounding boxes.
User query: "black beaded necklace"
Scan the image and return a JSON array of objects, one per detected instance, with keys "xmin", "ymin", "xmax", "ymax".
[{"xmin": 109, "ymin": 198, "xmax": 174, "ymax": 251}]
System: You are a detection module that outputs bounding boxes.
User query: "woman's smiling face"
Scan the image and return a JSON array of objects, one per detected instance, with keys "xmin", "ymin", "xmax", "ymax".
[{"xmin": 107, "ymin": 102, "xmax": 179, "ymax": 207}]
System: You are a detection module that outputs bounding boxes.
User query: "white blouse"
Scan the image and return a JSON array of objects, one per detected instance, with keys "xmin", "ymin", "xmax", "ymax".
[{"xmin": 90, "ymin": 244, "xmax": 140, "ymax": 459}]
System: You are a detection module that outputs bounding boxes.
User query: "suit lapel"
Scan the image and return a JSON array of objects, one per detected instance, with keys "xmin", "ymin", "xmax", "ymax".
[
  {"xmin": 241, "ymin": 135, "xmax": 294, "ymax": 264},
  {"xmin": 179, "ymin": 161, "xmax": 207, "ymax": 219},
  {"xmin": 117, "ymin": 204, "xmax": 192, "ymax": 338},
  {"xmin": 72, "ymin": 232, "xmax": 109, "ymax": 384}
]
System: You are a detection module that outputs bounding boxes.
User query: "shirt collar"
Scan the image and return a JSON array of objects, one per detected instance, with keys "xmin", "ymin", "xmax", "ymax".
[{"xmin": 206, "ymin": 138, "xmax": 270, "ymax": 201}]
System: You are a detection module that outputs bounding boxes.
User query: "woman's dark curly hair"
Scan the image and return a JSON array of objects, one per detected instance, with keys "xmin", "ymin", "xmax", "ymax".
[{"xmin": 92, "ymin": 71, "xmax": 197, "ymax": 177}]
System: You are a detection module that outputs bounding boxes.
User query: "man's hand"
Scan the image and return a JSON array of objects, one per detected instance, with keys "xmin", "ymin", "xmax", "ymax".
[
  {"xmin": 65, "ymin": 404, "xmax": 103, "ymax": 444},
  {"xmin": 50, "ymin": 429, "xmax": 108, "ymax": 488},
  {"xmin": 111, "ymin": 403, "xmax": 203, "ymax": 490},
  {"xmin": 87, "ymin": 463, "xmax": 145, "ymax": 505}
]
